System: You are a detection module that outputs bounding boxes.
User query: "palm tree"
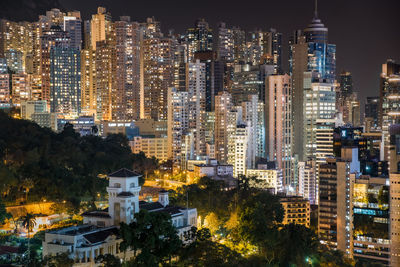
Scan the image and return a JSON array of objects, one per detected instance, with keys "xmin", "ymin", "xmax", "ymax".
[
  {"xmin": 21, "ymin": 213, "xmax": 36, "ymax": 262},
  {"xmin": 22, "ymin": 178, "xmax": 34, "ymax": 203}
]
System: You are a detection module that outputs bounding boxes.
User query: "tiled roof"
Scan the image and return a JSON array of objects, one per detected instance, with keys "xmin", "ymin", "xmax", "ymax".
[
  {"xmin": 139, "ymin": 201, "xmax": 184, "ymax": 216},
  {"xmin": 139, "ymin": 201, "xmax": 164, "ymax": 211},
  {"xmin": 108, "ymin": 168, "xmax": 141, "ymax": 178},
  {"xmin": 81, "ymin": 211, "xmax": 111, "ymax": 218},
  {"xmin": 83, "ymin": 227, "xmax": 119, "ymax": 244}
]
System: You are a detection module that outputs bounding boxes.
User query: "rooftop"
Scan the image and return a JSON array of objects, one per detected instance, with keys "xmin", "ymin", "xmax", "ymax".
[{"xmin": 108, "ymin": 168, "xmax": 141, "ymax": 178}]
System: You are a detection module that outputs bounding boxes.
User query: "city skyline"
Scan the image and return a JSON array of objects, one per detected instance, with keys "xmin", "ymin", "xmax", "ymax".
[
  {"xmin": 55, "ymin": 0, "xmax": 400, "ymax": 103},
  {"xmin": 0, "ymin": 1, "xmax": 399, "ymax": 265}
]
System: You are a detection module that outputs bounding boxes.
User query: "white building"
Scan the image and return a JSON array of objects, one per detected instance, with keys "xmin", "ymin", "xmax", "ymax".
[
  {"xmin": 229, "ymin": 124, "xmax": 249, "ymax": 178},
  {"xmin": 187, "ymin": 60, "xmax": 207, "ymax": 158},
  {"xmin": 298, "ymin": 160, "xmax": 317, "ymax": 205},
  {"xmin": 241, "ymin": 94, "xmax": 259, "ymax": 169},
  {"xmin": 167, "ymin": 87, "xmax": 189, "ymax": 168},
  {"xmin": 43, "ymin": 168, "xmax": 197, "ymax": 265},
  {"xmin": 246, "ymin": 167, "xmax": 283, "ymax": 194}
]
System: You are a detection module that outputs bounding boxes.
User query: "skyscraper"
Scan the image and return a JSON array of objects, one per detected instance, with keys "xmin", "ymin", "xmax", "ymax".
[
  {"xmin": 339, "ymin": 71, "xmax": 353, "ymax": 99},
  {"xmin": 63, "ymin": 12, "xmax": 82, "ymax": 50},
  {"xmin": 215, "ymin": 91, "xmax": 233, "ymax": 163},
  {"xmin": 266, "ymin": 74, "xmax": 293, "ymax": 189},
  {"xmin": 379, "ymin": 59, "xmax": 400, "ymax": 160},
  {"xmin": 389, "ymin": 124, "xmax": 400, "ymax": 266},
  {"xmin": 50, "ymin": 46, "xmax": 81, "ymax": 115},
  {"xmin": 291, "ymin": 3, "xmax": 336, "ymax": 161},
  {"xmin": 365, "ymin": 96, "xmax": 379, "ymax": 129},
  {"xmin": 95, "ymin": 40, "xmax": 115, "ymax": 121},
  {"xmin": 186, "ymin": 19, "xmax": 213, "ymax": 61},
  {"xmin": 40, "ymin": 26, "xmax": 69, "ymax": 103},
  {"xmin": 318, "ymin": 147, "xmax": 359, "ymax": 254},
  {"xmin": 140, "ymin": 37, "xmax": 176, "ymax": 121},
  {"xmin": 113, "ymin": 17, "xmax": 141, "ymax": 121},
  {"xmin": 90, "ymin": 7, "xmax": 112, "ymax": 50},
  {"xmin": 216, "ymin": 22, "xmax": 234, "ymax": 63},
  {"xmin": 303, "ymin": 72, "xmax": 336, "ymax": 161},
  {"xmin": 187, "ymin": 60, "xmax": 207, "ymax": 157},
  {"xmin": 167, "ymin": 87, "xmax": 189, "ymax": 168}
]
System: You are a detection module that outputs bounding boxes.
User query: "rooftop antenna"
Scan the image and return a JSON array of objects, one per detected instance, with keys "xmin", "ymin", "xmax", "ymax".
[{"xmin": 314, "ymin": 0, "xmax": 318, "ymax": 19}]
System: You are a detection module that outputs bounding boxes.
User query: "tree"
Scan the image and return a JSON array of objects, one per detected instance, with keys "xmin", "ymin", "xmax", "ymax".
[
  {"xmin": 236, "ymin": 191, "xmax": 284, "ymax": 262},
  {"xmin": 96, "ymin": 254, "xmax": 121, "ymax": 267},
  {"xmin": 276, "ymin": 224, "xmax": 319, "ymax": 266},
  {"xmin": 178, "ymin": 227, "xmax": 244, "ymax": 266},
  {"xmin": 120, "ymin": 210, "xmax": 182, "ymax": 266},
  {"xmin": 21, "ymin": 213, "xmax": 36, "ymax": 262},
  {"xmin": 0, "ymin": 199, "xmax": 11, "ymax": 224},
  {"xmin": 43, "ymin": 252, "xmax": 74, "ymax": 267},
  {"xmin": 204, "ymin": 212, "xmax": 220, "ymax": 234}
]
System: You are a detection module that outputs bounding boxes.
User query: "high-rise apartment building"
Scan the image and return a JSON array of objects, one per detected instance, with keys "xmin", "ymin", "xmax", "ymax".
[
  {"xmin": 113, "ymin": 17, "xmax": 141, "ymax": 121},
  {"xmin": 90, "ymin": 7, "xmax": 112, "ymax": 50},
  {"xmin": 187, "ymin": 60, "xmax": 207, "ymax": 158},
  {"xmin": 194, "ymin": 51, "xmax": 224, "ymax": 111},
  {"xmin": 319, "ymin": 147, "xmax": 360, "ymax": 254},
  {"xmin": 95, "ymin": 40, "xmax": 115, "ymax": 121},
  {"xmin": 167, "ymin": 87, "xmax": 189, "ymax": 168},
  {"xmin": 230, "ymin": 64, "xmax": 274, "ymax": 105},
  {"xmin": 216, "ymin": 22, "xmax": 234, "ymax": 63},
  {"xmin": 231, "ymin": 124, "xmax": 249, "ymax": 178},
  {"xmin": 186, "ymin": 19, "xmax": 213, "ymax": 61},
  {"xmin": 49, "ymin": 47, "xmax": 81, "ymax": 115},
  {"xmin": 242, "ymin": 94, "xmax": 259, "ymax": 169},
  {"xmin": 0, "ymin": 73, "xmax": 10, "ymax": 108},
  {"xmin": 40, "ymin": 26, "xmax": 69, "ymax": 103},
  {"xmin": 11, "ymin": 73, "xmax": 30, "ymax": 107},
  {"xmin": 266, "ymin": 74, "xmax": 293, "ymax": 189},
  {"xmin": 389, "ymin": 124, "xmax": 400, "ymax": 266},
  {"xmin": 0, "ymin": 19, "xmax": 33, "ymax": 73},
  {"xmin": 298, "ymin": 160, "xmax": 317, "ymax": 204},
  {"xmin": 80, "ymin": 48, "xmax": 96, "ymax": 113},
  {"xmin": 141, "ymin": 37, "xmax": 176, "ymax": 121},
  {"xmin": 215, "ymin": 91, "xmax": 233, "ymax": 163},
  {"xmin": 63, "ymin": 12, "xmax": 82, "ymax": 50}
]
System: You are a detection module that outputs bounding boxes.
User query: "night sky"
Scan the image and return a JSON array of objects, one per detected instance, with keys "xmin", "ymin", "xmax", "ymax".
[{"xmin": 4, "ymin": 0, "xmax": 400, "ymax": 106}]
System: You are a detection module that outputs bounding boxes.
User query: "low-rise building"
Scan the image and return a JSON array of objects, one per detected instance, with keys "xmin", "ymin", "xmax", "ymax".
[
  {"xmin": 130, "ymin": 136, "xmax": 168, "ymax": 162},
  {"xmin": 43, "ymin": 168, "xmax": 197, "ymax": 265},
  {"xmin": 100, "ymin": 121, "xmax": 139, "ymax": 140},
  {"xmin": 280, "ymin": 196, "xmax": 310, "ymax": 227},
  {"xmin": 21, "ymin": 100, "xmax": 48, "ymax": 120},
  {"xmin": 246, "ymin": 167, "xmax": 282, "ymax": 194},
  {"xmin": 31, "ymin": 112, "xmax": 58, "ymax": 131},
  {"xmin": 58, "ymin": 116, "xmax": 98, "ymax": 136}
]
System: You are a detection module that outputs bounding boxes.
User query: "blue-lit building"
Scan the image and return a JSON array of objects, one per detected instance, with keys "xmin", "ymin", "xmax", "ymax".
[
  {"xmin": 333, "ymin": 126, "xmax": 388, "ymax": 177},
  {"xmin": 291, "ymin": 3, "xmax": 336, "ymax": 160},
  {"xmin": 50, "ymin": 47, "xmax": 81, "ymax": 115}
]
